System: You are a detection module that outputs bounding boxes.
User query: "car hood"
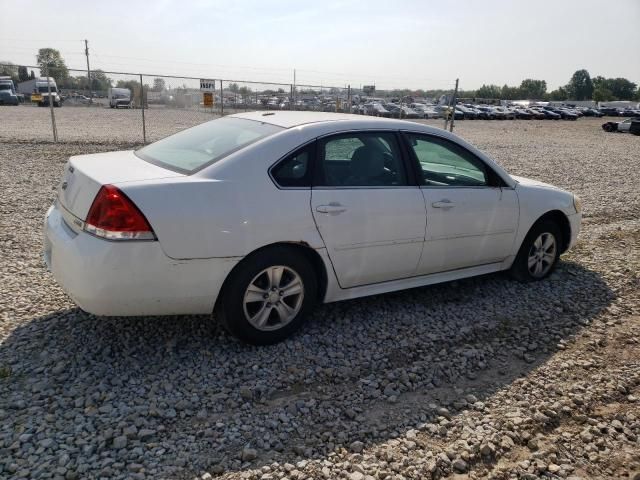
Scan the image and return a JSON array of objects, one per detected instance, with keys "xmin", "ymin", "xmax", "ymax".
[{"xmin": 511, "ymin": 175, "xmax": 560, "ymax": 190}]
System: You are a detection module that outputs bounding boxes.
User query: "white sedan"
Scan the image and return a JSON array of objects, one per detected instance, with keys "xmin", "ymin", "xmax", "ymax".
[{"xmin": 44, "ymin": 112, "xmax": 582, "ymax": 344}]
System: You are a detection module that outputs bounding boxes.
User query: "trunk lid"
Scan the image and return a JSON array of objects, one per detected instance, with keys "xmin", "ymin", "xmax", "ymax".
[{"xmin": 58, "ymin": 150, "xmax": 183, "ymax": 220}]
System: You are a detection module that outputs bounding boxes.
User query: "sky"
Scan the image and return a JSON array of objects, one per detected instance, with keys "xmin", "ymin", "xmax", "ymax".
[{"xmin": 1, "ymin": 0, "xmax": 639, "ymax": 91}]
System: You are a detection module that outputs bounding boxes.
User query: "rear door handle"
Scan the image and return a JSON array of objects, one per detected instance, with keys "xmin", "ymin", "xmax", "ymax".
[
  {"xmin": 316, "ymin": 204, "xmax": 347, "ymax": 214},
  {"xmin": 432, "ymin": 199, "xmax": 455, "ymax": 209}
]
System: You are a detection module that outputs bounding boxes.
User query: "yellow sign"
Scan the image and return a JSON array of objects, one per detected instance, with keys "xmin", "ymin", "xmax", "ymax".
[
  {"xmin": 203, "ymin": 92, "xmax": 213, "ymax": 108},
  {"xmin": 31, "ymin": 94, "xmax": 42, "ymax": 102}
]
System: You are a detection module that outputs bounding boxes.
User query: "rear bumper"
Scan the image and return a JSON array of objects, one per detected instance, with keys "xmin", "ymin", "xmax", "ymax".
[{"xmin": 44, "ymin": 203, "xmax": 240, "ymax": 316}]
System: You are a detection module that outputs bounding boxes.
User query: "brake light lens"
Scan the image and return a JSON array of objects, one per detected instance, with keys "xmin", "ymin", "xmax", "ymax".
[{"xmin": 85, "ymin": 185, "xmax": 155, "ymax": 240}]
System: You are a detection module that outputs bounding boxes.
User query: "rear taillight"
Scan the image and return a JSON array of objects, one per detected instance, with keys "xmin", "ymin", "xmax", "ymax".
[{"xmin": 84, "ymin": 185, "xmax": 155, "ymax": 240}]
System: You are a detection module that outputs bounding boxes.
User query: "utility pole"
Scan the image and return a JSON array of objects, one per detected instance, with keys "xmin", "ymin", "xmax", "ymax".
[
  {"xmin": 84, "ymin": 39, "xmax": 93, "ymax": 104},
  {"xmin": 139, "ymin": 74, "xmax": 146, "ymax": 143},
  {"xmin": 443, "ymin": 78, "xmax": 459, "ymax": 131},
  {"xmin": 220, "ymin": 79, "xmax": 224, "ymax": 116},
  {"xmin": 44, "ymin": 64, "xmax": 58, "ymax": 142},
  {"xmin": 449, "ymin": 78, "xmax": 459, "ymax": 132},
  {"xmin": 293, "ymin": 68, "xmax": 296, "ymax": 111}
]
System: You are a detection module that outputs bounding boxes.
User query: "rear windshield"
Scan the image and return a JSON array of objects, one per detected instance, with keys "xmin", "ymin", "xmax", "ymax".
[{"xmin": 135, "ymin": 117, "xmax": 283, "ymax": 174}]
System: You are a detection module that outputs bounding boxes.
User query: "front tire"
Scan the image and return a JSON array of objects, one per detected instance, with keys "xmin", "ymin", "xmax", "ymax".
[
  {"xmin": 216, "ymin": 246, "xmax": 317, "ymax": 345},
  {"xmin": 510, "ymin": 220, "xmax": 562, "ymax": 282}
]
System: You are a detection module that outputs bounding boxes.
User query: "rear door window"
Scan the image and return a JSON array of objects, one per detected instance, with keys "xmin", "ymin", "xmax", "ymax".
[{"xmin": 316, "ymin": 132, "xmax": 408, "ymax": 187}]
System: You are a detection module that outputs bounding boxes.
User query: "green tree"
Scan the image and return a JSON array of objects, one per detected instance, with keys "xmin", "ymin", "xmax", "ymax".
[
  {"xmin": 0, "ymin": 61, "xmax": 19, "ymax": 83},
  {"xmin": 457, "ymin": 89, "xmax": 476, "ymax": 99},
  {"xmin": 90, "ymin": 70, "xmax": 112, "ymax": 92},
  {"xmin": 608, "ymin": 77, "xmax": 635, "ymax": 99},
  {"xmin": 500, "ymin": 84, "xmax": 522, "ymax": 100},
  {"xmin": 592, "ymin": 85, "xmax": 614, "ymax": 102},
  {"xmin": 475, "ymin": 84, "xmax": 502, "ymax": 99},
  {"xmin": 18, "ymin": 66, "xmax": 29, "ymax": 82},
  {"xmin": 423, "ymin": 90, "xmax": 447, "ymax": 100},
  {"xmin": 548, "ymin": 87, "xmax": 569, "ymax": 101},
  {"xmin": 519, "ymin": 79, "xmax": 547, "ymax": 99},
  {"xmin": 29, "ymin": 70, "xmax": 36, "ymax": 80},
  {"xmin": 566, "ymin": 69, "xmax": 593, "ymax": 100},
  {"xmin": 152, "ymin": 77, "xmax": 166, "ymax": 92},
  {"xmin": 228, "ymin": 82, "xmax": 240, "ymax": 93},
  {"xmin": 36, "ymin": 48, "xmax": 69, "ymax": 81}
]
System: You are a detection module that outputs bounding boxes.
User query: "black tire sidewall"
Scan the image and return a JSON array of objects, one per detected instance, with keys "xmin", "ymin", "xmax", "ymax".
[
  {"xmin": 218, "ymin": 247, "xmax": 317, "ymax": 345},
  {"xmin": 511, "ymin": 220, "xmax": 563, "ymax": 282}
]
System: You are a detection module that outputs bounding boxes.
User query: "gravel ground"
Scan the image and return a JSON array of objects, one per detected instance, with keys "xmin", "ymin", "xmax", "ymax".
[
  {"xmin": 0, "ymin": 105, "xmax": 235, "ymax": 144},
  {"xmin": 0, "ymin": 118, "xmax": 639, "ymax": 480}
]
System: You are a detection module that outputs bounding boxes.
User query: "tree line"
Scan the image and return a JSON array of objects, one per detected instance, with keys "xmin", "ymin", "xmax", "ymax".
[
  {"xmin": 474, "ymin": 71, "xmax": 638, "ymax": 102},
  {"xmin": 2, "ymin": 49, "xmax": 638, "ymax": 102},
  {"xmin": 404, "ymin": 70, "xmax": 638, "ymax": 102}
]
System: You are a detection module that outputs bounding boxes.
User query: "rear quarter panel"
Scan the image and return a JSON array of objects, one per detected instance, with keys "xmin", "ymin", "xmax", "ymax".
[{"xmin": 117, "ymin": 131, "xmax": 324, "ymax": 259}]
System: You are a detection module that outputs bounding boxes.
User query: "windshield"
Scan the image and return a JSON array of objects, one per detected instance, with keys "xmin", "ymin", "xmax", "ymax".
[
  {"xmin": 0, "ymin": 83, "xmax": 12, "ymax": 91},
  {"xmin": 37, "ymin": 85, "xmax": 57, "ymax": 93},
  {"xmin": 135, "ymin": 117, "xmax": 283, "ymax": 174}
]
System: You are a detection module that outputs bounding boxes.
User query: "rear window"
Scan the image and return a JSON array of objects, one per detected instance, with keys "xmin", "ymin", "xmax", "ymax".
[{"xmin": 135, "ymin": 117, "xmax": 283, "ymax": 174}]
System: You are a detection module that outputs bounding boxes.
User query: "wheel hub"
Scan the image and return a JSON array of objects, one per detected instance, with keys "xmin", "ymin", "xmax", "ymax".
[
  {"xmin": 527, "ymin": 232, "xmax": 557, "ymax": 278},
  {"xmin": 268, "ymin": 290, "xmax": 280, "ymax": 304},
  {"xmin": 243, "ymin": 266, "xmax": 304, "ymax": 331}
]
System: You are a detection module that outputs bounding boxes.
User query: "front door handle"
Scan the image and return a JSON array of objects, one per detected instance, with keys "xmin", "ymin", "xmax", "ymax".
[
  {"xmin": 432, "ymin": 199, "xmax": 455, "ymax": 209},
  {"xmin": 316, "ymin": 203, "xmax": 347, "ymax": 214}
]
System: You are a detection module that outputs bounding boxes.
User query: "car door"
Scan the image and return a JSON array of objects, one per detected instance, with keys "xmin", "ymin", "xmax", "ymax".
[
  {"xmin": 311, "ymin": 131, "xmax": 426, "ymax": 288},
  {"xmin": 403, "ymin": 132, "xmax": 519, "ymax": 274},
  {"xmin": 618, "ymin": 119, "xmax": 631, "ymax": 132}
]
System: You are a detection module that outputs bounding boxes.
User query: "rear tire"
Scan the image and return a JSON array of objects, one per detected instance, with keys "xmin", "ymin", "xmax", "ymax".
[
  {"xmin": 216, "ymin": 246, "xmax": 317, "ymax": 345},
  {"xmin": 510, "ymin": 220, "xmax": 562, "ymax": 282}
]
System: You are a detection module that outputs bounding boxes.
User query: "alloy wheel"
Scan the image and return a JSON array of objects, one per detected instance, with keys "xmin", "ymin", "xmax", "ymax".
[
  {"xmin": 242, "ymin": 266, "xmax": 304, "ymax": 331},
  {"xmin": 527, "ymin": 232, "xmax": 557, "ymax": 278}
]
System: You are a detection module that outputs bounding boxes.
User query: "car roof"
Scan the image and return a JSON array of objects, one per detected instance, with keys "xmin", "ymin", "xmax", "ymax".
[
  {"xmin": 230, "ymin": 111, "xmax": 402, "ymax": 129},
  {"xmin": 207, "ymin": 111, "xmax": 516, "ymax": 188}
]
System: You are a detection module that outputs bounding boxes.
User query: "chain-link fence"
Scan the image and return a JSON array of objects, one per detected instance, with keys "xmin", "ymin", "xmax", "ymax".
[{"xmin": 0, "ymin": 64, "xmax": 454, "ymax": 144}]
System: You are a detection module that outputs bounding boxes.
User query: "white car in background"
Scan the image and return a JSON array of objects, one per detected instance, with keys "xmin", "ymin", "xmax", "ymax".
[
  {"xmin": 602, "ymin": 117, "xmax": 640, "ymax": 134},
  {"xmin": 44, "ymin": 112, "xmax": 582, "ymax": 344}
]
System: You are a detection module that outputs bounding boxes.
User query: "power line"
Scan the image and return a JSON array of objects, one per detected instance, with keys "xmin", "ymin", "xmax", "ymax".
[{"xmin": 0, "ymin": 37, "xmax": 84, "ymax": 43}]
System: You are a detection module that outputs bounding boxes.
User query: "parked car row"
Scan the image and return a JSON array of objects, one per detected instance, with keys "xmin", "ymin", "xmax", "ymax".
[
  {"xmin": 599, "ymin": 107, "xmax": 640, "ymax": 117},
  {"xmin": 348, "ymin": 101, "xmax": 606, "ymax": 121}
]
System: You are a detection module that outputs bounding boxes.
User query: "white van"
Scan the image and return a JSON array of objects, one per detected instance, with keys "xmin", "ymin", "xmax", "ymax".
[
  {"xmin": 18, "ymin": 77, "xmax": 61, "ymax": 107},
  {"xmin": 108, "ymin": 88, "xmax": 132, "ymax": 108}
]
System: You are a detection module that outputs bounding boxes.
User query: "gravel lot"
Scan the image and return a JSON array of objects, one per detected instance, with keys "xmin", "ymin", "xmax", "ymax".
[
  {"xmin": 0, "ymin": 105, "xmax": 232, "ymax": 144},
  {"xmin": 1, "ymin": 116, "xmax": 639, "ymax": 480}
]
